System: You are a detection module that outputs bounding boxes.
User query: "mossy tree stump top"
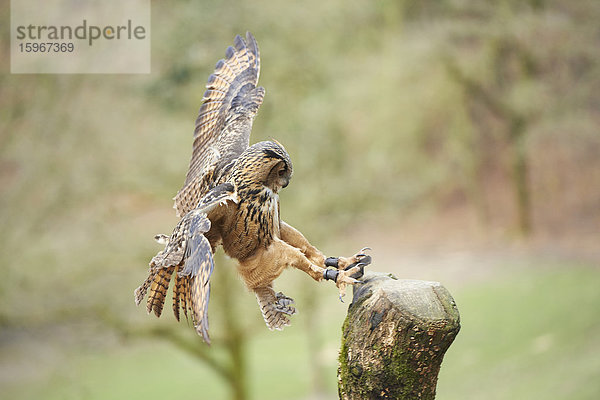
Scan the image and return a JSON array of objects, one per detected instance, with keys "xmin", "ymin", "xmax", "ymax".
[{"xmin": 338, "ymin": 271, "xmax": 460, "ymax": 400}]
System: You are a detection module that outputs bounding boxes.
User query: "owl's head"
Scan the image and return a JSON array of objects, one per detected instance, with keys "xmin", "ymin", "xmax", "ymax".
[{"xmin": 233, "ymin": 140, "xmax": 293, "ymax": 193}]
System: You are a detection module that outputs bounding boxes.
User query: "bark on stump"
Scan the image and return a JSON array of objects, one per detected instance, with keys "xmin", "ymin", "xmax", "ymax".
[{"xmin": 338, "ymin": 271, "xmax": 460, "ymax": 400}]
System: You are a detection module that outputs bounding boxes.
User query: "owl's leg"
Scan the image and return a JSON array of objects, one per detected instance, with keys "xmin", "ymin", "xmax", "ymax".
[
  {"xmin": 238, "ymin": 239, "xmax": 310, "ymax": 329},
  {"xmin": 280, "ymin": 221, "xmax": 371, "ymax": 278},
  {"xmin": 253, "ymin": 285, "xmax": 296, "ymax": 331},
  {"xmin": 238, "ymin": 237, "xmax": 324, "ymax": 287},
  {"xmin": 239, "ymin": 236, "xmax": 362, "ymax": 301},
  {"xmin": 279, "ymin": 221, "xmax": 326, "ymax": 266}
]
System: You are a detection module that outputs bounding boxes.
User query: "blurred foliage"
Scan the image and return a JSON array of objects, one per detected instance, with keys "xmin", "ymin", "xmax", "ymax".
[{"xmin": 1, "ymin": 0, "xmax": 599, "ymax": 399}]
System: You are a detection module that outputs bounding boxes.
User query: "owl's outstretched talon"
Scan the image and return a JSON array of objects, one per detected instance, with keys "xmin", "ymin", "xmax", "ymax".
[
  {"xmin": 335, "ymin": 265, "xmax": 363, "ymax": 301},
  {"xmin": 347, "ymin": 257, "xmax": 371, "ymax": 279},
  {"xmin": 325, "ymin": 247, "xmax": 372, "ymax": 273},
  {"xmin": 355, "ymin": 247, "xmax": 372, "ymax": 258}
]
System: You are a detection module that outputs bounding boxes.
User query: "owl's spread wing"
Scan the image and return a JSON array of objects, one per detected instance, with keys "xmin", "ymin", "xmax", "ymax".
[
  {"xmin": 135, "ymin": 183, "xmax": 238, "ymax": 343},
  {"xmin": 174, "ymin": 32, "xmax": 264, "ymax": 217},
  {"xmin": 181, "ymin": 212, "xmax": 214, "ymax": 343}
]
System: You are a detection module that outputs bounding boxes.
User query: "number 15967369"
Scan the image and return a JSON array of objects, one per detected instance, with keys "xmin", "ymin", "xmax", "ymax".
[{"xmin": 19, "ymin": 42, "xmax": 74, "ymax": 52}]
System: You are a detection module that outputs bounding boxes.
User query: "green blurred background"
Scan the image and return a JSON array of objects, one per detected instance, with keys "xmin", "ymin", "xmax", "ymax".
[{"xmin": 1, "ymin": 1, "xmax": 599, "ymax": 399}]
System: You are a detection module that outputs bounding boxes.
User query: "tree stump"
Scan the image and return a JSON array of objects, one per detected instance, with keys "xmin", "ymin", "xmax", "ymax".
[{"xmin": 338, "ymin": 271, "xmax": 460, "ymax": 400}]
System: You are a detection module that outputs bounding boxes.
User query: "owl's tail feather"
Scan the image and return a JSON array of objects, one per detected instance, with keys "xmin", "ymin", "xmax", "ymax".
[
  {"xmin": 146, "ymin": 267, "xmax": 174, "ymax": 317},
  {"xmin": 134, "ymin": 269, "xmax": 157, "ymax": 306},
  {"xmin": 172, "ymin": 272, "xmax": 193, "ymax": 322},
  {"xmin": 254, "ymin": 286, "xmax": 297, "ymax": 331}
]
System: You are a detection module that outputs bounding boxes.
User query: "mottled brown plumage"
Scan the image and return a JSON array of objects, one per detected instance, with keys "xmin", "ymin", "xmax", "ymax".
[{"xmin": 135, "ymin": 32, "xmax": 369, "ymax": 343}]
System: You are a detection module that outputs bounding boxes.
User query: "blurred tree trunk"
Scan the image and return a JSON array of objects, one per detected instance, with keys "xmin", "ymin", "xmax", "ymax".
[
  {"xmin": 445, "ymin": 45, "xmax": 534, "ymax": 235},
  {"xmin": 338, "ymin": 272, "xmax": 460, "ymax": 399},
  {"xmin": 508, "ymin": 116, "xmax": 531, "ymax": 234},
  {"xmin": 213, "ymin": 253, "xmax": 249, "ymax": 400}
]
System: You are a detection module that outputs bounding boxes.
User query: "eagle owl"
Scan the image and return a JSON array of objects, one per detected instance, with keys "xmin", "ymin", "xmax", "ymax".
[{"xmin": 135, "ymin": 32, "xmax": 370, "ymax": 343}]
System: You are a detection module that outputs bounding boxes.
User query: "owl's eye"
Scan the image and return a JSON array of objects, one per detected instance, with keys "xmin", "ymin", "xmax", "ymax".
[{"xmin": 278, "ymin": 169, "xmax": 286, "ymax": 177}]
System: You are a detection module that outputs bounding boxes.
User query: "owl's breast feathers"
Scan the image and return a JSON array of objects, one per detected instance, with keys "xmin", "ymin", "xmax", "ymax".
[{"xmin": 220, "ymin": 183, "xmax": 279, "ymax": 260}]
